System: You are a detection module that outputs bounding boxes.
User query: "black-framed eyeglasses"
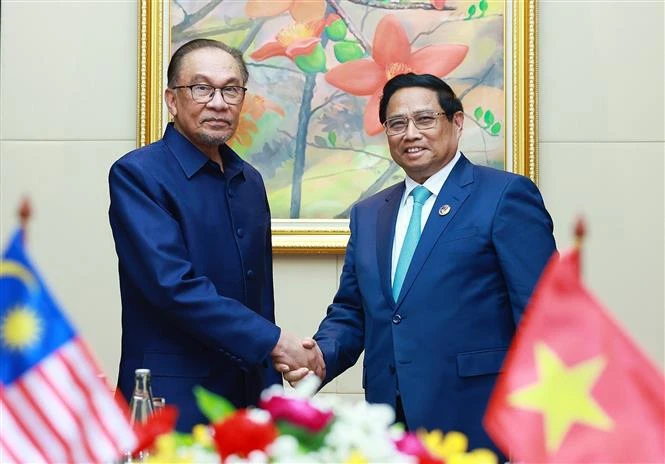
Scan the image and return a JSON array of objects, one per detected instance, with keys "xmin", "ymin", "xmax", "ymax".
[
  {"xmin": 171, "ymin": 84, "xmax": 247, "ymax": 105},
  {"xmin": 383, "ymin": 111, "xmax": 446, "ymax": 136}
]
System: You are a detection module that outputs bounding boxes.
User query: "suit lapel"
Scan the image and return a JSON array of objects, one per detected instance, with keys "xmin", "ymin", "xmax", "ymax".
[
  {"xmin": 377, "ymin": 184, "xmax": 404, "ymax": 309},
  {"xmin": 394, "ymin": 155, "xmax": 475, "ymax": 309}
]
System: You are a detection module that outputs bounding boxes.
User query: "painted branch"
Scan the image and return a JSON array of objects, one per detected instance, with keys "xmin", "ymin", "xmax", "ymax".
[
  {"xmin": 326, "ymin": 0, "xmax": 372, "ymax": 53},
  {"xmin": 238, "ymin": 19, "xmax": 266, "ymax": 53},
  {"xmin": 290, "ymin": 73, "xmax": 317, "ymax": 219},
  {"xmin": 176, "ymin": 22, "xmax": 254, "ymax": 42},
  {"xmin": 345, "ymin": 0, "xmax": 453, "ymax": 11},
  {"xmin": 334, "ymin": 162, "xmax": 400, "ymax": 218},
  {"xmin": 172, "ymin": 0, "xmax": 223, "ymax": 38}
]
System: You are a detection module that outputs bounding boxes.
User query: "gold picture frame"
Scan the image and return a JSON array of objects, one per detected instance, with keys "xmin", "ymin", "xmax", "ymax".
[{"xmin": 137, "ymin": 0, "xmax": 538, "ymax": 254}]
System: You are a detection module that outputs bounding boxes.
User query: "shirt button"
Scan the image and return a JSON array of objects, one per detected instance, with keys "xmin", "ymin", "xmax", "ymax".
[
  {"xmin": 236, "ymin": 228, "xmax": 244, "ymax": 238},
  {"xmin": 392, "ymin": 314, "xmax": 402, "ymax": 325},
  {"xmin": 246, "ymin": 269, "xmax": 254, "ymax": 280}
]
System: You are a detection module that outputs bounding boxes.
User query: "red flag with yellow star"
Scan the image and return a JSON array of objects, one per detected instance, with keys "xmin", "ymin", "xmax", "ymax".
[{"xmin": 484, "ymin": 247, "xmax": 664, "ymax": 463}]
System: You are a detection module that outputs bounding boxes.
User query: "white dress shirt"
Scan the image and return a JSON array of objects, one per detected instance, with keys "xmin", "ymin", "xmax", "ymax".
[{"xmin": 391, "ymin": 151, "xmax": 461, "ymax": 285}]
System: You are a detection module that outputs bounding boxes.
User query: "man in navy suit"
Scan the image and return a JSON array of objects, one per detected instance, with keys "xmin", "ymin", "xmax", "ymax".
[
  {"xmin": 109, "ymin": 39, "xmax": 324, "ymax": 431},
  {"xmin": 282, "ymin": 73, "xmax": 556, "ymax": 454}
]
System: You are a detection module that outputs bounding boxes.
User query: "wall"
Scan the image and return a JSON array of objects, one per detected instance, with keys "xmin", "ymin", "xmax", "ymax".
[{"xmin": 1, "ymin": 1, "xmax": 662, "ymax": 402}]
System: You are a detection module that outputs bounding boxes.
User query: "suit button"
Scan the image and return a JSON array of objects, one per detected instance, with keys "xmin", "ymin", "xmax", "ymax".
[
  {"xmin": 228, "ymin": 190, "xmax": 235, "ymax": 197},
  {"xmin": 389, "ymin": 364, "xmax": 396, "ymax": 374},
  {"xmin": 236, "ymin": 228, "xmax": 244, "ymax": 237},
  {"xmin": 246, "ymin": 269, "xmax": 254, "ymax": 280},
  {"xmin": 392, "ymin": 314, "xmax": 402, "ymax": 324}
]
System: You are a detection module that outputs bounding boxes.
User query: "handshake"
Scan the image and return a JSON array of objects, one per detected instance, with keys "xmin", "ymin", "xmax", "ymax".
[{"xmin": 270, "ymin": 331, "xmax": 325, "ymax": 386}]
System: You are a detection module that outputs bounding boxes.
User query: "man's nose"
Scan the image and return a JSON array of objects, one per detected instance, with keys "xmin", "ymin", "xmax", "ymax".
[
  {"xmin": 403, "ymin": 119, "xmax": 421, "ymax": 139},
  {"xmin": 206, "ymin": 89, "xmax": 230, "ymax": 109}
]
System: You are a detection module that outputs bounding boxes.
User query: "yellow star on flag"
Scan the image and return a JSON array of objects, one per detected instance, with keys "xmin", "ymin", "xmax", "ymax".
[{"xmin": 508, "ymin": 341, "xmax": 613, "ymax": 454}]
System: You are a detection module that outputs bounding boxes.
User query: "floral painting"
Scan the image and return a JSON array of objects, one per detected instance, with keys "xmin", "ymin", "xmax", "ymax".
[{"xmin": 171, "ymin": 0, "xmax": 506, "ymax": 220}]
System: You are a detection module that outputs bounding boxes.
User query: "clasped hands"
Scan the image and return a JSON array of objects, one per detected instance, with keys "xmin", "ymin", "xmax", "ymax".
[{"xmin": 271, "ymin": 331, "xmax": 325, "ymax": 386}]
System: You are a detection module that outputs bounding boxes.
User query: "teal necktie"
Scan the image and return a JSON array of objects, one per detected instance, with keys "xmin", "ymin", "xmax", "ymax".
[{"xmin": 393, "ymin": 185, "xmax": 432, "ymax": 301}]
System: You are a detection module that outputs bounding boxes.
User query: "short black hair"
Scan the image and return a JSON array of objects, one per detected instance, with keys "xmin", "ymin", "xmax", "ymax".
[
  {"xmin": 379, "ymin": 73, "xmax": 463, "ymax": 123},
  {"xmin": 167, "ymin": 39, "xmax": 249, "ymax": 88}
]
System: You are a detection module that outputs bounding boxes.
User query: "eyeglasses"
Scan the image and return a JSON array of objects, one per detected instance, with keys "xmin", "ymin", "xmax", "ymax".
[
  {"xmin": 383, "ymin": 111, "xmax": 446, "ymax": 136},
  {"xmin": 171, "ymin": 84, "xmax": 247, "ymax": 105}
]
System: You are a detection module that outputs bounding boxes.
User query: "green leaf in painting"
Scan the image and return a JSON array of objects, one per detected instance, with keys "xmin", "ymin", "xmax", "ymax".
[
  {"xmin": 474, "ymin": 106, "xmax": 484, "ymax": 120},
  {"xmin": 467, "ymin": 4, "xmax": 477, "ymax": 18},
  {"xmin": 333, "ymin": 42, "xmax": 364, "ymax": 63},
  {"xmin": 314, "ymin": 135, "xmax": 328, "ymax": 147},
  {"xmin": 193, "ymin": 386, "xmax": 235, "ymax": 423},
  {"xmin": 490, "ymin": 122, "xmax": 502, "ymax": 135},
  {"xmin": 325, "ymin": 19, "xmax": 347, "ymax": 42},
  {"xmin": 483, "ymin": 110, "xmax": 494, "ymax": 125},
  {"xmin": 479, "ymin": 0, "xmax": 489, "ymax": 12},
  {"xmin": 294, "ymin": 44, "xmax": 327, "ymax": 74},
  {"xmin": 328, "ymin": 131, "xmax": 337, "ymax": 147}
]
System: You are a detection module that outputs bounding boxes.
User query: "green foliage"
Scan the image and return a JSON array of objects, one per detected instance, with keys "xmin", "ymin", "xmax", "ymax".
[
  {"xmin": 473, "ymin": 106, "xmax": 502, "ymax": 136},
  {"xmin": 465, "ymin": 0, "xmax": 487, "ymax": 20},
  {"xmin": 327, "ymin": 131, "xmax": 337, "ymax": 147},
  {"xmin": 277, "ymin": 422, "xmax": 332, "ymax": 452},
  {"xmin": 172, "ymin": 432, "xmax": 195, "ymax": 447},
  {"xmin": 333, "ymin": 41, "xmax": 364, "ymax": 63},
  {"xmin": 193, "ymin": 386, "xmax": 235, "ymax": 423},
  {"xmin": 325, "ymin": 20, "xmax": 347, "ymax": 42},
  {"xmin": 294, "ymin": 44, "xmax": 327, "ymax": 73}
]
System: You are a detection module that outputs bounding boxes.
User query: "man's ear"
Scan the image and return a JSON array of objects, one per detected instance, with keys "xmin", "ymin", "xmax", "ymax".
[
  {"xmin": 165, "ymin": 88, "xmax": 177, "ymax": 117},
  {"xmin": 453, "ymin": 111, "xmax": 464, "ymax": 137}
]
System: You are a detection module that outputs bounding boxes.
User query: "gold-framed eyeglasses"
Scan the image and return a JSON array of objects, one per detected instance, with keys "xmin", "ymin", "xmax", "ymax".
[
  {"xmin": 383, "ymin": 111, "xmax": 446, "ymax": 136},
  {"xmin": 171, "ymin": 84, "xmax": 247, "ymax": 105}
]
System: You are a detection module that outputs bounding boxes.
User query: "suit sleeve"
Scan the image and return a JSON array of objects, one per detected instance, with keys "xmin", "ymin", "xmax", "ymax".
[
  {"xmin": 108, "ymin": 160, "xmax": 280, "ymax": 368},
  {"xmin": 492, "ymin": 175, "xmax": 557, "ymax": 325},
  {"xmin": 313, "ymin": 205, "xmax": 365, "ymax": 383}
]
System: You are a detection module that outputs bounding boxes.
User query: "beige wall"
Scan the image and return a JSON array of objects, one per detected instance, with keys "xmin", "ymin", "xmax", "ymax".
[{"xmin": 1, "ymin": 1, "xmax": 663, "ymax": 401}]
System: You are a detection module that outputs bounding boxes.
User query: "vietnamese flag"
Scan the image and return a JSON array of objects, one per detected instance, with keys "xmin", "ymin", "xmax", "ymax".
[{"xmin": 484, "ymin": 247, "xmax": 664, "ymax": 463}]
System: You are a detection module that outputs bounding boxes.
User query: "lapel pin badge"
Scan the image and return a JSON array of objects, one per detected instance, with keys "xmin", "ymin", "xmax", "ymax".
[{"xmin": 438, "ymin": 204, "xmax": 451, "ymax": 216}]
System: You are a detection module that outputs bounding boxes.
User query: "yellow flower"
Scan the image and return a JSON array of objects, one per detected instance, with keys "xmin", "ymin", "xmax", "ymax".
[
  {"xmin": 467, "ymin": 448, "xmax": 498, "ymax": 464},
  {"xmin": 345, "ymin": 450, "xmax": 368, "ymax": 464},
  {"xmin": 192, "ymin": 424, "xmax": 212, "ymax": 447},
  {"xmin": 419, "ymin": 429, "xmax": 468, "ymax": 460},
  {"xmin": 147, "ymin": 434, "xmax": 178, "ymax": 463}
]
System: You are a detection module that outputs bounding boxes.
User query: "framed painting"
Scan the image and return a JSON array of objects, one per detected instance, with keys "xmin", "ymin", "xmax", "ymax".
[{"xmin": 137, "ymin": 0, "xmax": 538, "ymax": 254}]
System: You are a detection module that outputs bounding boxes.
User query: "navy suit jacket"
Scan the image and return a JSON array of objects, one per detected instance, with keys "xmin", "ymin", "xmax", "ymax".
[
  {"xmin": 109, "ymin": 124, "xmax": 281, "ymax": 431},
  {"xmin": 314, "ymin": 154, "xmax": 556, "ymax": 453}
]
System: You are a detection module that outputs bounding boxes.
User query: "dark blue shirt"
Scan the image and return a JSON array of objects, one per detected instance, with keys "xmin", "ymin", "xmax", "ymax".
[{"xmin": 109, "ymin": 123, "xmax": 281, "ymax": 430}]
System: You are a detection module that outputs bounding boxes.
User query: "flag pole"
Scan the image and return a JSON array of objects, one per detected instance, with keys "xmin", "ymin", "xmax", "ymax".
[
  {"xmin": 18, "ymin": 197, "xmax": 32, "ymax": 244},
  {"xmin": 574, "ymin": 217, "xmax": 586, "ymax": 250}
]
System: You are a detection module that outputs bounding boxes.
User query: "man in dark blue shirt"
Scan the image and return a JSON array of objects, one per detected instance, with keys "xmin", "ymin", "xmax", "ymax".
[{"xmin": 109, "ymin": 39, "xmax": 323, "ymax": 431}]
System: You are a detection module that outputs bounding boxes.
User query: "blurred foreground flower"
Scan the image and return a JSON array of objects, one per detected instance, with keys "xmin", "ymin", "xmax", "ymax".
[{"xmin": 143, "ymin": 377, "xmax": 496, "ymax": 463}]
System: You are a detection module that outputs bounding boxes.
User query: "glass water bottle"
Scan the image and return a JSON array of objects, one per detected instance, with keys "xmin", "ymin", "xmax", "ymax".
[{"xmin": 128, "ymin": 368, "xmax": 155, "ymax": 426}]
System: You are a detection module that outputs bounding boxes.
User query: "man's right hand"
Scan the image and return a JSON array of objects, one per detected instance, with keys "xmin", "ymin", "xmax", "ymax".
[{"xmin": 271, "ymin": 331, "xmax": 325, "ymax": 380}]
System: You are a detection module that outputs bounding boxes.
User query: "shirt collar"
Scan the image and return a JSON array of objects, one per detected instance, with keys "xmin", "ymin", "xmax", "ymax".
[
  {"xmin": 402, "ymin": 150, "xmax": 461, "ymax": 204},
  {"xmin": 163, "ymin": 122, "xmax": 245, "ymax": 180}
]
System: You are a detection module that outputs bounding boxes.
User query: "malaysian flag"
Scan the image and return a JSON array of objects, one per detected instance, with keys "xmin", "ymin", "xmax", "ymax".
[{"xmin": 0, "ymin": 229, "xmax": 137, "ymax": 463}]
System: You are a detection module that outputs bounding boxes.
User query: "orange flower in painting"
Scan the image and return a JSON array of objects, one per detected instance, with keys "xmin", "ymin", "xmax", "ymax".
[
  {"xmin": 229, "ymin": 94, "xmax": 285, "ymax": 147},
  {"xmin": 243, "ymin": 94, "xmax": 286, "ymax": 120},
  {"xmin": 325, "ymin": 15, "xmax": 468, "ymax": 135},
  {"xmin": 230, "ymin": 117, "xmax": 259, "ymax": 147},
  {"xmin": 251, "ymin": 19, "xmax": 325, "ymax": 61},
  {"xmin": 245, "ymin": 0, "xmax": 325, "ymax": 22}
]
